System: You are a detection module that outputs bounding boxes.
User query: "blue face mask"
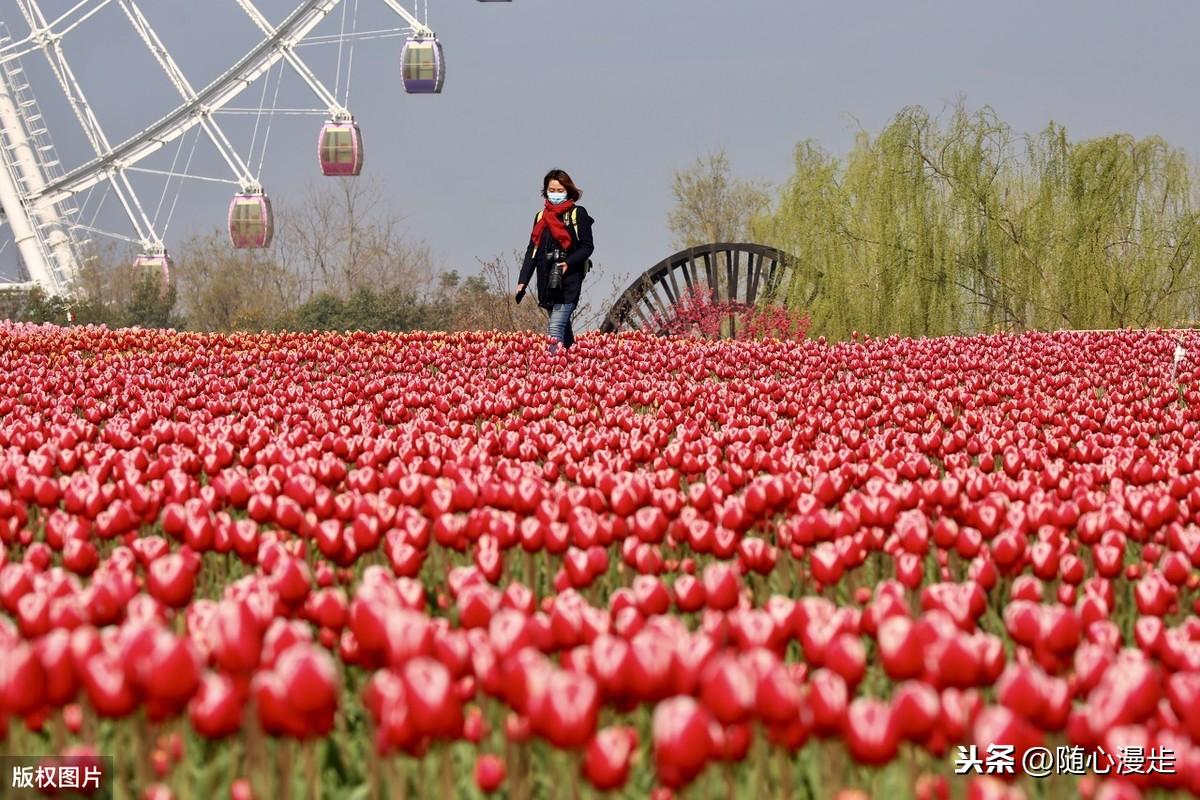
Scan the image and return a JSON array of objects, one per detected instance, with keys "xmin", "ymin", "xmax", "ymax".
[{"xmin": 547, "ymin": 191, "xmax": 567, "ymax": 204}]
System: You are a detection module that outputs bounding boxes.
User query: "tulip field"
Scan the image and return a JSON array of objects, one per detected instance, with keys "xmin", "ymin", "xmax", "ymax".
[{"xmin": 7, "ymin": 321, "xmax": 1200, "ymax": 800}]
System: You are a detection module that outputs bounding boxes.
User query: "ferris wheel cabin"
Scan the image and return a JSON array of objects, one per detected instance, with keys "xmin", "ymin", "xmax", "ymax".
[
  {"xmin": 318, "ymin": 121, "xmax": 364, "ymax": 176},
  {"xmin": 401, "ymin": 37, "xmax": 445, "ymax": 94},
  {"xmin": 133, "ymin": 253, "xmax": 172, "ymax": 286},
  {"xmin": 228, "ymin": 193, "xmax": 274, "ymax": 249}
]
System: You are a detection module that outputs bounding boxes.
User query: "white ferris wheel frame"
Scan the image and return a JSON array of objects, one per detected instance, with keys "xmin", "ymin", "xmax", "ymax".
[{"xmin": 0, "ymin": 0, "xmax": 435, "ymax": 297}]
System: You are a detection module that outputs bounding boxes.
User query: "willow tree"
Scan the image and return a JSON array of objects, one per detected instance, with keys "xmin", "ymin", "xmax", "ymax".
[
  {"xmin": 745, "ymin": 100, "xmax": 1200, "ymax": 339},
  {"xmin": 1052, "ymin": 134, "xmax": 1199, "ymax": 328},
  {"xmin": 750, "ymin": 107, "xmax": 967, "ymax": 338},
  {"xmin": 749, "ymin": 141, "xmax": 842, "ymax": 315}
]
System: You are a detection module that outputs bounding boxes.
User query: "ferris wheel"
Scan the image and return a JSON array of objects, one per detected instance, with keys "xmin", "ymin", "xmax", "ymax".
[{"xmin": 0, "ymin": 0, "xmax": 510, "ymax": 298}]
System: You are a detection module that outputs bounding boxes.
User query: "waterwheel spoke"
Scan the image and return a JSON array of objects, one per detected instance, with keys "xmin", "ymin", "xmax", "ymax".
[{"xmin": 599, "ymin": 244, "xmax": 799, "ymax": 337}]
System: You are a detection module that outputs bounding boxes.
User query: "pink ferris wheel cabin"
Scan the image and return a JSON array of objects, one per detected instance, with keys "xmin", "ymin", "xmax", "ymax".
[
  {"xmin": 318, "ymin": 121, "xmax": 364, "ymax": 177},
  {"xmin": 228, "ymin": 192, "xmax": 274, "ymax": 249},
  {"xmin": 133, "ymin": 252, "xmax": 172, "ymax": 289}
]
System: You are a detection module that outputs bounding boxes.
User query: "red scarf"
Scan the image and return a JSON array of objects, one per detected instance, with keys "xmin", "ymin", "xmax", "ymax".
[{"xmin": 531, "ymin": 198, "xmax": 575, "ymax": 251}]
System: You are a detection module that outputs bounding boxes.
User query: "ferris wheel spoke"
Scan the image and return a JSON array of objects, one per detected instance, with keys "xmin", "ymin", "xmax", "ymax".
[
  {"xmin": 245, "ymin": 59, "xmax": 276, "ymax": 177},
  {"xmin": 215, "ymin": 108, "xmax": 329, "ymax": 115},
  {"xmin": 296, "ymin": 28, "xmax": 409, "ymax": 46},
  {"xmin": 37, "ymin": 0, "xmax": 109, "ymax": 36},
  {"xmin": 127, "ymin": 166, "xmax": 238, "ymax": 187},
  {"xmin": 116, "ymin": 0, "xmax": 256, "ymax": 189},
  {"xmin": 343, "ymin": 0, "xmax": 359, "ymax": 107},
  {"xmin": 255, "ymin": 56, "xmax": 285, "ymax": 177},
  {"xmin": 333, "ymin": 0, "xmax": 349, "ymax": 100},
  {"xmin": 0, "ymin": 0, "xmax": 112, "ymax": 65},
  {"xmin": 80, "ymin": 181, "xmax": 109, "ymax": 232},
  {"xmin": 69, "ymin": 220, "xmax": 144, "ymax": 246},
  {"xmin": 379, "ymin": 0, "xmax": 433, "ymax": 37},
  {"xmin": 17, "ymin": 3, "xmax": 105, "ymax": 156},
  {"xmin": 113, "ymin": 0, "xmax": 195, "ymax": 102},
  {"xmin": 10, "ymin": 0, "xmax": 158, "ymax": 284},
  {"xmin": 161, "ymin": 123, "xmax": 203, "ymax": 239},
  {"xmin": 150, "ymin": 127, "xmax": 191, "ymax": 229},
  {"xmin": 109, "ymin": 168, "xmax": 158, "ymax": 245},
  {"xmin": 28, "ymin": 0, "xmax": 347, "ymax": 208},
  {"xmin": 200, "ymin": 117, "xmax": 257, "ymax": 190},
  {"xmin": 37, "ymin": 41, "xmax": 103, "ymax": 154},
  {"xmin": 38, "ymin": 0, "xmax": 113, "ymax": 47},
  {"xmin": 234, "ymin": 0, "xmax": 348, "ymax": 119}
]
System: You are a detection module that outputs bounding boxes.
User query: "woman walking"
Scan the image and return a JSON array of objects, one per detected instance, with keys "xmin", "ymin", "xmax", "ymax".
[{"xmin": 515, "ymin": 169, "xmax": 594, "ymax": 354}]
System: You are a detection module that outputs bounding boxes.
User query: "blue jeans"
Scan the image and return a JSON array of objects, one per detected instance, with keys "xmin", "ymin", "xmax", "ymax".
[{"xmin": 547, "ymin": 302, "xmax": 576, "ymax": 353}]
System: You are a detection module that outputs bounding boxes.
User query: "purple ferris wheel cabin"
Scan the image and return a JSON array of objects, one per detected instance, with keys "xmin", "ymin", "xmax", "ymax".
[{"xmin": 400, "ymin": 36, "xmax": 444, "ymax": 94}]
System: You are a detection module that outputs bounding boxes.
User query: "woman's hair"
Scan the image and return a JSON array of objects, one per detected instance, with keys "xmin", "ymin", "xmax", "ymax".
[{"xmin": 542, "ymin": 169, "xmax": 582, "ymax": 201}]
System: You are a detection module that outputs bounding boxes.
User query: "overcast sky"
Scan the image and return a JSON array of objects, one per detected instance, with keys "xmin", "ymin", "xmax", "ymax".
[{"xmin": 3, "ymin": 0, "xmax": 1200, "ymax": 322}]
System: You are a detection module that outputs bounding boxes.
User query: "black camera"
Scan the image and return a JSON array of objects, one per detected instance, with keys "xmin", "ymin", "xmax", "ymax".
[{"xmin": 547, "ymin": 249, "xmax": 565, "ymax": 290}]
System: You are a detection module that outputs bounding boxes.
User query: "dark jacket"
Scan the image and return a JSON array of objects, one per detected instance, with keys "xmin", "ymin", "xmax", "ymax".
[{"xmin": 517, "ymin": 205, "xmax": 594, "ymax": 310}]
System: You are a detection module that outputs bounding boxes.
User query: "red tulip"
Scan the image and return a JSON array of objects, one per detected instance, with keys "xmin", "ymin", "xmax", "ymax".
[
  {"xmin": 277, "ymin": 642, "xmax": 337, "ymax": 709},
  {"xmin": 915, "ymin": 774, "xmax": 950, "ymax": 800},
  {"xmin": 208, "ymin": 600, "xmax": 262, "ymax": 674},
  {"xmin": 652, "ymin": 696, "xmax": 714, "ymax": 789},
  {"xmin": 253, "ymin": 670, "xmax": 308, "ymax": 738},
  {"xmin": 474, "ymin": 754, "xmax": 506, "ymax": 794},
  {"xmin": 0, "ymin": 641, "xmax": 45, "ymax": 716},
  {"xmin": 755, "ymin": 660, "xmax": 802, "ymax": 725},
  {"xmin": 628, "ymin": 629, "xmax": 675, "ymax": 702},
  {"xmin": 823, "ymin": 633, "xmax": 866, "ymax": 688},
  {"xmin": 845, "ymin": 697, "xmax": 899, "ymax": 765},
  {"xmin": 699, "ymin": 653, "xmax": 754, "ymax": 725},
  {"xmin": 583, "ymin": 726, "xmax": 637, "ymax": 791},
  {"xmin": 701, "ymin": 563, "xmax": 740, "ymax": 611},
  {"xmin": 142, "ymin": 784, "xmax": 174, "ymax": 800},
  {"xmin": 877, "ymin": 616, "xmax": 923, "ymax": 680},
  {"xmin": 79, "ymin": 651, "xmax": 137, "ymax": 719},
  {"xmin": 972, "ymin": 705, "xmax": 1043, "ymax": 764},
  {"xmin": 146, "ymin": 553, "xmax": 194, "ymax": 608},
  {"xmin": 808, "ymin": 668, "xmax": 848, "ymax": 736},
  {"xmin": 891, "ymin": 680, "xmax": 940, "ymax": 742},
  {"xmin": 189, "ymin": 672, "xmax": 244, "ymax": 738},
  {"xmin": 401, "ymin": 657, "xmax": 461, "ymax": 740},
  {"xmin": 135, "ymin": 628, "xmax": 200, "ymax": 711},
  {"xmin": 537, "ymin": 669, "xmax": 599, "ymax": 749}
]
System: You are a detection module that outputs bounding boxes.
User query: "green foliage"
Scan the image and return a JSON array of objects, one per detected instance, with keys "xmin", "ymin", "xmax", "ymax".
[
  {"xmin": 1, "ymin": 253, "xmax": 540, "ymax": 335},
  {"xmin": 122, "ymin": 271, "xmax": 181, "ymax": 329},
  {"xmin": 274, "ymin": 285, "xmax": 433, "ymax": 333},
  {"xmin": 750, "ymin": 101, "xmax": 1200, "ymax": 340},
  {"xmin": 0, "ymin": 285, "xmax": 73, "ymax": 324},
  {"xmin": 0, "ymin": 271, "xmax": 180, "ymax": 329}
]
